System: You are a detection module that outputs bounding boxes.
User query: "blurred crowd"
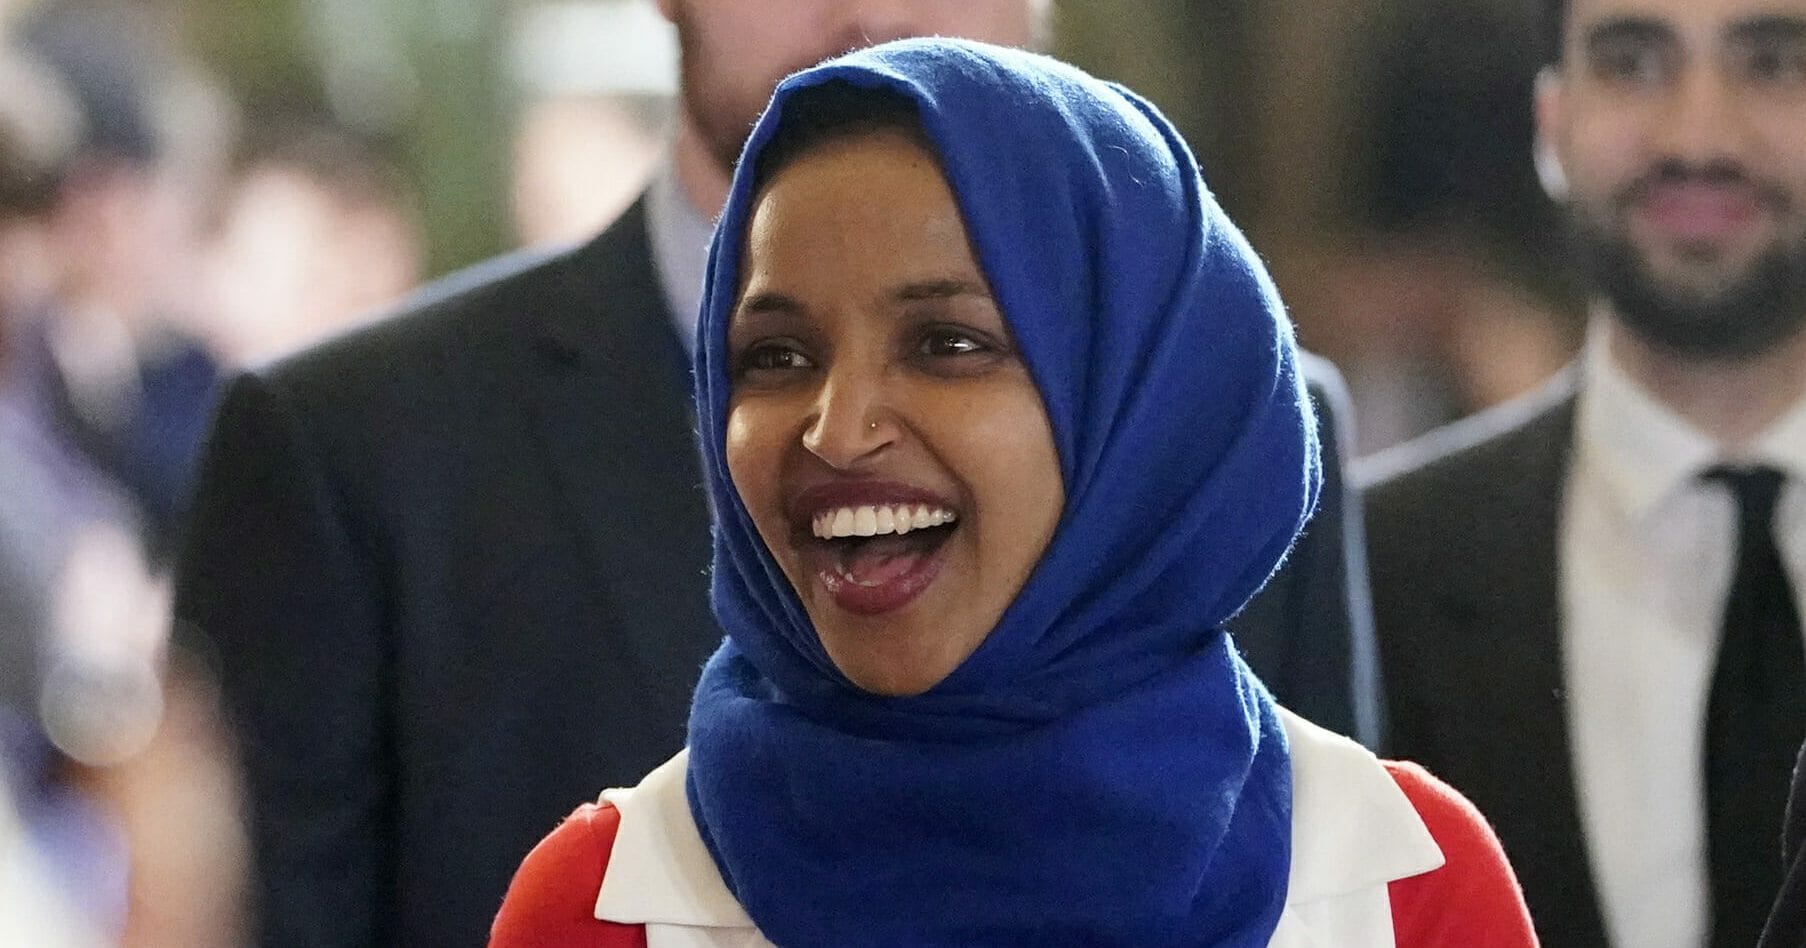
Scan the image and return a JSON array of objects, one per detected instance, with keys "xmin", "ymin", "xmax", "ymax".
[
  {"xmin": 0, "ymin": 0, "xmax": 684, "ymax": 939},
  {"xmin": 0, "ymin": 5, "xmax": 411, "ymax": 945},
  {"xmin": 0, "ymin": 0, "xmax": 1584, "ymax": 945}
]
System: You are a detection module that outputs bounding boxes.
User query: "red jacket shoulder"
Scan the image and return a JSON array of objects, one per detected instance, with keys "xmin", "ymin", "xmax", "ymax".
[
  {"xmin": 490, "ymin": 803, "xmax": 648, "ymax": 948},
  {"xmin": 1383, "ymin": 760, "xmax": 1539, "ymax": 947}
]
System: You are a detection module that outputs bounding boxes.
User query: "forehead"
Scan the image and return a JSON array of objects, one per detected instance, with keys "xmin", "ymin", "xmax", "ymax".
[
  {"xmin": 758, "ymin": 129, "xmax": 948, "ymax": 216},
  {"xmin": 1567, "ymin": 0, "xmax": 1806, "ymax": 37},
  {"xmin": 743, "ymin": 130, "xmax": 976, "ymax": 279}
]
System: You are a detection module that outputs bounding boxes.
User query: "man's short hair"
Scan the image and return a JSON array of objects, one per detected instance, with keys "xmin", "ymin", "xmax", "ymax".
[{"xmin": 233, "ymin": 118, "xmax": 412, "ymax": 209}]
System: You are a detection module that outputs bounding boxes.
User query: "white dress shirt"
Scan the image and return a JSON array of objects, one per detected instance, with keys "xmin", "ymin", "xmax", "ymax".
[
  {"xmin": 1563, "ymin": 330, "xmax": 1806, "ymax": 948},
  {"xmin": 645, "ymin": 158, "xmax": 715, "ymax": 358}
]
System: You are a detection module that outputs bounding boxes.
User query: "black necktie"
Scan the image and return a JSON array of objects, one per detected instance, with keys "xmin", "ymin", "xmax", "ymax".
[{"xmin": 1704, "ymin": 465, "xmax": 1806, "ymax": 948}]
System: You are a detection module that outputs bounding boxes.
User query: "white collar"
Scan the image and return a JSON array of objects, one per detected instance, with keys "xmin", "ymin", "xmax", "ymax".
[
  {"xmin": 1579, "ymin": 317, "xmax": 1806, "ymax": 523},
  {"xmin": 1279, "ymin": 710, "xmax": 1444, "ymax": 901},
  {"xmin": 594, "ymin": 750, "xmax": 752, "ymax": 929},
  {"xmin": 594, "ymin": 709, "xmax": 1443, "ymax": 934}
]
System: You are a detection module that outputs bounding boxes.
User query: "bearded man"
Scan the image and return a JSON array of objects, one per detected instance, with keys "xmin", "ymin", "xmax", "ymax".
[
  {"xmin": 1365, "ymin": 0, "xmax": 1806, "ymax": 945},
  {"xmin": 175, "ymin": 2, "xmax": 1382, "ymax": 945}
]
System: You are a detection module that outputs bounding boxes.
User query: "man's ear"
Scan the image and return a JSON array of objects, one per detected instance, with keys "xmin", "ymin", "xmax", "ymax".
[{"xmin": 1533, "ymin": 67, "xmax": 1569, "ymax": 202}]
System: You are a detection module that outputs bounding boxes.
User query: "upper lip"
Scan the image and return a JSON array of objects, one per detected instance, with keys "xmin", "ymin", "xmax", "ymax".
[
  {"xmin": 786, "ymin": 480, "xmax": 959, "ymax": 531},
  {"xmin": 1622, "ymin": 173, "xmax": 1779, "ymax": 213},
  {"xmin": 1641, "ymin": 180, "xmax": 1758, "ymax": 204}
]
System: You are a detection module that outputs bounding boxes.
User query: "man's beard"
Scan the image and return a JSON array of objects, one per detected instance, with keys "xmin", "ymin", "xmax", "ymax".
[
  {"xmin": 670, "ymin": 8, "xmax": 839, "ymax": 179},
  {"xmin": 676, "ymin": 68, "xmax": 761, "ymax": 176},
  {"xmin": 1572, "ymin": 162, "xmax": 1806, "ymax": 361}
]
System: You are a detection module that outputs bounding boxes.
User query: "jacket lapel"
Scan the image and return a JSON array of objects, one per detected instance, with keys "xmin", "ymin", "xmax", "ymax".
[
  {"xmin": 1435, "ymin": 376, "xmax": 1609, "ymax": 944},
  {"xmin": 522, "ymin": 199, "xmax": 720, "ymax": 686}
]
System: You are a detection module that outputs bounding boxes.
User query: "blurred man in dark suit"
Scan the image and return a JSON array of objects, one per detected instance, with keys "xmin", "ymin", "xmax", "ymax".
[
  {"xmin": 176, "ymin": 3, "xmax": 1378, "ymax": 945},
  {"xmin": 1367, "ymin": 0, "xmax": 1806, "ymax": 944}
]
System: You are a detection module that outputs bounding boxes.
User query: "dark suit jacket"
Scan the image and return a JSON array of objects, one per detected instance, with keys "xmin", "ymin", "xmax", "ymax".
[
  {"xmin": 175, "ymin": 197, "xmax": 1378, "ymax": 947},
  {"xmin": 1362, "ymin": 371, "xmax": 1608, "ymax": 947},
  {"xmin": 1762, "ymin": 742, "xmax": 1806, "ymax": 946},
  {"xmin": 176, "ymin": 202, "xmax": 718, "ymax": 946},
  {"xmin": 1237, "ymin": 353, "xmax": 1383, "ymax": 749}
]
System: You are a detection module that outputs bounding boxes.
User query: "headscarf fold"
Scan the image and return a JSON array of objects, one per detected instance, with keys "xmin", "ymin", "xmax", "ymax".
[{"xmin": 686, "ymin": 39, "xmax": 1320, "ymax": 946}]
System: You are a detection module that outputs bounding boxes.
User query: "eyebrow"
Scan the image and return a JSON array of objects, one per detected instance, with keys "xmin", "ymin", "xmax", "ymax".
[
  {"xmin": 735, "ymin": 279, "xmax": 989, "ymax": 319},
  {"xmin": 1728, "ymin": 15, "xmax": 1806, "ymax": 45},
  {"xmin": 892, "ymin": 278, "xmax": 989, "ymax": 304},
  {"xmin": 1583, "ymin": 17, "xmax": 1673, "ymax": 54},
  {"xmin": 736, "ymin": 291, "xmax": 804, "ymax": 319}
]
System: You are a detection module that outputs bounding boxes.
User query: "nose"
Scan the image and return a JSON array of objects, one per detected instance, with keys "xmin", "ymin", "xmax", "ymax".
[
  {"xmin": 801, "ymin": 363, "xmax": 897, "ymax": 470},
  {"xmin": 1652, "ymin": 67, "xmax": 1750, "ymax": 165}
]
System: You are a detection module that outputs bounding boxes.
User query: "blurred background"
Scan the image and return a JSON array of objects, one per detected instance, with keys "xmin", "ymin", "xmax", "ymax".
[{"xmin": 0, "ymin": 0, "xmax": 1573, "ymax": 943}]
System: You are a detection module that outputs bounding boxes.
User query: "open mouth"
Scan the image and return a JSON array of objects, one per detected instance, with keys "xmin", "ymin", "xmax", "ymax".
[{"xmin": 800, "ymin": 502, "xmax": 959, "ymax": 616}]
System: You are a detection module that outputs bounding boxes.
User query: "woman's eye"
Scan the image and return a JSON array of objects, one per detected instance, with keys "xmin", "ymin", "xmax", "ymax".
[
  {"xmin": 735, "ymin": 341, "xmax": 815, "ymax": 377},
  {"xmin": 906, "ymin": 323, "xmax": 1011, "ymax": 378},
  {"xmin": 916, "ymin": 327, "xmax": 988, "ymax": 358}
]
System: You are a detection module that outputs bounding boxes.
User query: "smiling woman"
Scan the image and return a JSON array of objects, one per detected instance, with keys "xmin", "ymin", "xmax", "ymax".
[
  {"xmin": 491, "ymin": 39, "xmax": 1538, "ymax": 948},
  {"xmin": 725, "ymin": 115, "xmax": 1063, "ymax": 697}
]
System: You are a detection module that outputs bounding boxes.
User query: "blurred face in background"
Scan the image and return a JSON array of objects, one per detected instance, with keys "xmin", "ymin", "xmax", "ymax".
[
  {"xmin": 42, "ymin": 159, "xmax": 193, "ymax": 327},
  {"xmin": 199, "ymin": 164, "xmax": 421, "ymax": 364},
  {"xmin": 511, "ymin": 95, "xmax": 667, "ymax": 248},
  {"xmin": 1539, "ymin": 0, "xmax": 1806, "ymax": 358},
  {"xmin": 657, "ymin": 0, "xmax": 1045, "ymax": 174}
]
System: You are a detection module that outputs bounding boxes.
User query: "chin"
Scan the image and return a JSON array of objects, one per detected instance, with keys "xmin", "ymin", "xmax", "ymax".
[
  {"xmin": 853, "ymin": 673, "xmax": 935, "ymax": 698},
  {"xmin": 832, "ymin": 655, "xmax": 938, "ymax": 697},
  {"xmin": 819, "ymin": 625, "xmax": 960, "ymax": 698}
]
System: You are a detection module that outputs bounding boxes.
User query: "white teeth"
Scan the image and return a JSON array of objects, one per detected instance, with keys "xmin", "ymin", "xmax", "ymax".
[
  {"xmin": 810, "ymin": 503, "xmax": 957, "ymax": 539},
  {"xmin": 915, "ymin": 505, "xmax": 947, "ymax": 530}
]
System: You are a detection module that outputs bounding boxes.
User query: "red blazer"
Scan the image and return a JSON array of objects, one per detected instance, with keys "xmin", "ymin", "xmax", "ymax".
[{"xmin": 491, "ymin": 760, "xmax": 1535, "ymax": 947}]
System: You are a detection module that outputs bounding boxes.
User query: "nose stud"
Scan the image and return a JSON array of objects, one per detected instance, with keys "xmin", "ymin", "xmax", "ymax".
[{"xmin": 869, "ymin": 421, "xmax": 879, "ymax": 431}]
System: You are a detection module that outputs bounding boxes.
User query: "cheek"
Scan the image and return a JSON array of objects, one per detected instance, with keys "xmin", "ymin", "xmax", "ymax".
[
  {"xmin": 948, "ymin": 390, "xmax": 1064, "ymax": 563},
  {"xmin": 1564, "ymin": 109, "xmax": 1647, "ymax": 185},
  {"xmin": 725, "ymin": 405, "xmax": 784, "ymax": 526},
  {"xmin": 1754, "ymin": 120, "xmax": 1806, "ymax": 189}
]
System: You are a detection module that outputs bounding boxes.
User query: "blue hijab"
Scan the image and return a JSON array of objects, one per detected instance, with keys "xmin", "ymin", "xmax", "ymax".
[{"xmin": 687, "ymin": 39, "xmax": 1320, "ymax": 946}]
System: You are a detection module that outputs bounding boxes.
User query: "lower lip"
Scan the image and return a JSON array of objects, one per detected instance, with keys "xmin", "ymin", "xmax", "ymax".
[
  {"xmin": 814, "ymin": 546, "xmax": 945, "ymax": 616},
  {"xmin": 1635, "ymin": 184, "xmax": 1762, "ymax": 242}
]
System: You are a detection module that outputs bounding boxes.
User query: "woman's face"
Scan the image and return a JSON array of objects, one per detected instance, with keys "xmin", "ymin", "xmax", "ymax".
[{"xmin": 725, "ymin": 127, "xmax": 1064, "ymax": 697}]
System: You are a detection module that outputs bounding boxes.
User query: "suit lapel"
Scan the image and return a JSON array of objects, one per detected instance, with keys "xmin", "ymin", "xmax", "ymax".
[
  {"xmin": 1441, "ymin": 376, "xmax": 1610, "ymax": 944},
  {"xmin": 522, "ymin": 199, "xmax": 719, "ymax": 683}
]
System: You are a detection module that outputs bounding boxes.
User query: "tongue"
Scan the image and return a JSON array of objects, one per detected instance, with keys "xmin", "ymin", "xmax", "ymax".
[{"xmin": 839, "ymin": 535, "xmax": 930, "ymax": 587}]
